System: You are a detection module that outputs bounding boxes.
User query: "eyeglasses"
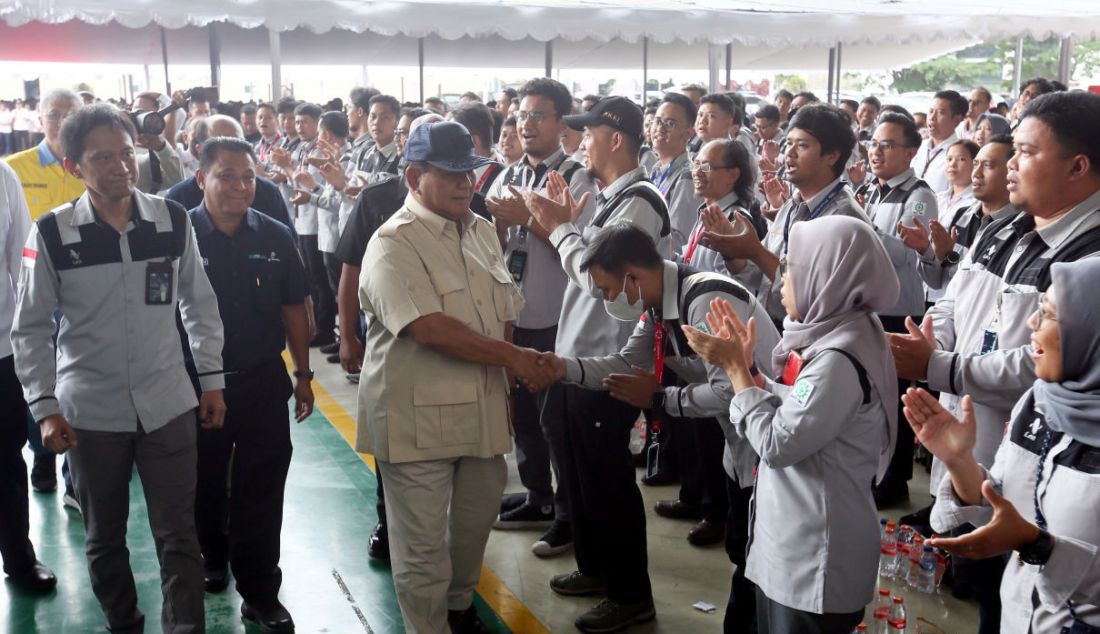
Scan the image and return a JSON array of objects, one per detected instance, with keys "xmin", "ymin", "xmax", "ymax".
[
  {"xmin": 689, "ymin": 160, "xmax": 734, "ymax": 173},
  {"xmin": 395, "ymin": 129, "xmax": 410, "ymax": 139},
  {"xmin": 1035, "ymin": 292, "xmax": 1057, "ymax": 328},
  {"xmin": 516, "ymin": 111, "xmax": 550, "ymax": 124},
  {"xmin": 652, "ymin": 118, "xmax": 683, "ymax": 130},
  {"xmin": 868, "ymin": 140, "xmax": 910, "ymax": 152}
]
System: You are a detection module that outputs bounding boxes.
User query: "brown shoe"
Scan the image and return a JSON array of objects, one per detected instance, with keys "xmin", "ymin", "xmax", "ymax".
[
  {"xmin": 687, "ymin": 519, "xmax": 726, "ymax": 547},
  {"xmin": 654, "ymin": 499, "xmax": 702, "ymax": 521}
]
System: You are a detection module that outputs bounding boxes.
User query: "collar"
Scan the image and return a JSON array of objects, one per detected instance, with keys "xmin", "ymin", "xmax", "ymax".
[
  {"xmin": 797, "ymin": 175, "xmax": 846, "ymax": 209},
  {"xmin": 71, "ymin": 191, "xmax": 157, "ymax": 229},
  {"xmin": 881, "ymin": 168, "xmax": 915, "ymax": 190},
  {"xmin": 660, "ymin": 260, "xmax": 680, "ymax": 321},
  {"xmin": 699, "ymin": 191, "xmax": 740, "ymax": 215},
  {"xmin": 599, "ymin": 166, "xmax": 648, "ymax": 201},
  {"xmin": 929, "ymin": 133, "xmax": 958, "ymax": 152},
  {"xmin": 522, "ymin": 147, "xmax": 566, "ymax": 170},
  {"xmin": 372, "ymin": 142, "xmax": 397, "ymax": 159},
  {"xmin": 1033, "ymin": 188, "xmax": 1100, "ymax": 251},
  {"xmin": 351, "ymin": 134, "xmax": 373, "ymax": 149},
  {"xmin": 988, "ymin": 202, "xmax": 1018, "ymax": 221},
  {"xmin": 404, "ymin": 193, "xmax": 475, "ymax": 239},
  {"xmin": 37, "ymin": 140, "xmax": 61, "ymax": 167},
  {"xmin": 191, "ymin": 202, "xmax": 260, "ymax": 236},
  {"xmin": 659, "ymin": 152, "xmax": 689, "ymax": 173}
]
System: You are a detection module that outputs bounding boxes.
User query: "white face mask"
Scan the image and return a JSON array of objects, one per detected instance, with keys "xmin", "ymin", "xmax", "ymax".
[{"xmin": 604, "ymin": 274, "xmax": 645, "ymax": 322}]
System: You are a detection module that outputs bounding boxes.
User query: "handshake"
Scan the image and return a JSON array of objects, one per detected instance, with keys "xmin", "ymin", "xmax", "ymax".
[{"xmin": 510, "ymin": 348, "xmax": 566, "ymax": 392}]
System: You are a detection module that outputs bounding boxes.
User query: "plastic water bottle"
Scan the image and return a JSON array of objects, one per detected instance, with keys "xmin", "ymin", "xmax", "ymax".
[
  {"xmin": 906, "ymin": 534, "xmax": 924, "ymax": 586},
  {"xmin": 895, "ymin": 525, "xmax": 913, "ymax": 582},
  {"xmin": 872, "ymin": 588, "xmax": 891, "ymax": 634},
  {"xmin": 851, "ymin": 624, "xmax": 868, "ymax": 633},
  {"xmin": 879, "ymin": 527, "xmax": 897, "ymax": 578},
  {"xmin": 888, "ymin": 596, "xmax": 907, "ymax": 633},
  {"xmin": 917, "ymin": 546, "xmax": 937, "ymax": 594}
]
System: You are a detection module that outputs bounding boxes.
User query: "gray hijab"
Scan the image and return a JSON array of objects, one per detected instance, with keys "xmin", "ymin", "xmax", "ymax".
[
  {"xmin": 976, "ymin": 112, "xmax": 1011, "ymax": 139},
  {"xmin": 772, "ymin": 216, "xmax": 901, "ymax": 479},
  {"xmin": 1032, "ymin": 259, "xmax": 1100, "ymax": 447}
]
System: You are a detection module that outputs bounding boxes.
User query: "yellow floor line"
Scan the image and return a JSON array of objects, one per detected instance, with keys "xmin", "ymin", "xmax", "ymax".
[{"xmin": 307, "ymin": 372, "xmax": 550, "ymax": 634}]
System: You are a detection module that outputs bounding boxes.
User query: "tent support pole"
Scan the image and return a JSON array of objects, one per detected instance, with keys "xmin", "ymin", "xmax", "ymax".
[
  {"xmin": 545, "ymin": 41, "xmax": 553, "ymax": 78},
  {"xmin": 418, "ymin": 37, "xmax": 425, "ymax": 103},
  {"xmin": 268, "ymin": 28, "xmax": 282, "ymax": 101},
  {"xmin": 208, "ymin": 23, "xmax": 222, "ymax": 88},
  {"xmin": 725, "ymin": 43, "xmax": 732, "ymax": 90},
  {"xmin": 827, "ymin": 46, "xmax": 836, "ymax": 103},
  {"xmin": 160, "ymin": 27, "xmax": 171, "ymax": 95},
  {"xmin": 707, "ymin": 43, "xmax": 720, "ymax": 93},
  {"xmin": 642, "ymin": 36, "xmax": 649, "ymax": 105},
  {"xmin": 834, "ymin": 41, "xmax": 842, "ymax": 102},
  {"xmin": 1058, "ymin": 37, "xmax": 1072, "ymax": 85},
  {"xmin": 1012, "ymin": 37, "xmax": 1024, "ymax": 97}
]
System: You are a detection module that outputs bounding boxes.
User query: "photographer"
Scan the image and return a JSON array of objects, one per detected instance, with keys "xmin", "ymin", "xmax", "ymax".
[{"xmin": 131, "ymin": 91, "xmax": 185, "ymax": 194}]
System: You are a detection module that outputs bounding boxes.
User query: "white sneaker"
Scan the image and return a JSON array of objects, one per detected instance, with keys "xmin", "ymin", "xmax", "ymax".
[{"xmin": 62, "ymin": 491, "xmax": 82, "ymax": 515}]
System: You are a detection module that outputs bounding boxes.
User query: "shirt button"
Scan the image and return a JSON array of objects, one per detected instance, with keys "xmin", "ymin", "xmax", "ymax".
[
  {"xmin": 1016, "ymin": 245, "xmax": 1024, "ymax": 254},
  {"xmin": 476, "ymin": 299, "xmax": 483, "ymax": 306}
]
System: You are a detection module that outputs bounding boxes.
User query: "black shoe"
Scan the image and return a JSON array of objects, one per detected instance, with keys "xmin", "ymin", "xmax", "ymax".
[
  {"xmin": 204, "ymin": 566, "xmax": 229, "ymax": 593},
  {"xmin": 574, "ymin": 598, "xmax": 656, "ymax": 633},
  {"xmin": 873, "ymin": 482, "xmax": 910, "ymax": 508},
  {"xmin": 326, "ymin": 353, "xmax": 340, "ymax": 364},
  {"xmin": 31, "ymin": 454, "xmax": 57, "ymax": 493},
  {"xmin": 319, "ymin": 342, "xmax": 340, "ymax": 354},
  {"xmin": 368, "ymin": 522, "xmax": 389, "ymax": 561},
  {"xmin": 532, "ymin": 520, "xmax": 573, "ymax": 558},
  {"xmin": 309, "ymin": 334, "xmax": 336, "ymax": 348},
  {"xmin": 549, "ymin": 570, "xmax": 605, "ymax": 597},
  {"xmin": 654, "ymin": 499, "xmax": 702, "ymax": 520},
  {"xmin": 241, "ymin": 600, "xmax": 295, "ymax": 633},
  {"xmin": 493, "ymin": 502, "xmax": 554, "ymax": 530},
  {"xmin": 448, "ymin": 606, "xmax": 491, "ymax": 634},
  {"xmin": 640, "ymin": 470, "xmax": 678, "ymax": 487},
  {"xmin": 900, "ymin": 504, "xmax": 934, "ymax": 536},
  {"xmin": 6, "ymin": 560, "xmax": 57, "ymax": 593},
  {"xmin": 499, "ymin": 492, "xmax": 527, "ymax": 515},
  {"xmin": 687, "ymin": 519, "xmax": 726, "ymax": 547}
]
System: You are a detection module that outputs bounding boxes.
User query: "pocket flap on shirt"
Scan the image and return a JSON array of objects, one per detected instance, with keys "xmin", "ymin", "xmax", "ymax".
[
  {"xmin": 488, "ymin": 263, "xmax": 514, "ymax": 284},
  {"xmin": 413, "ymin": 381, "xmax": 478, "ymax": 407},
  {"xmin": 427, "ymin": 269, "xmax": 465, "ymax": 296}
]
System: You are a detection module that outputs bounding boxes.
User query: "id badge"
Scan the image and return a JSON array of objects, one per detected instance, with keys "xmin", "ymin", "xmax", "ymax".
[
  {"xmin": 645, "ymin": 432, "xmax": 661, "ymax": 479},
  {"xmin": 507, "ymin": 248, "xmax": 528, "ymax": 283},
  {"xmin": 979, "ymin": 329, "xmax": 998, "ymax": 355},
  {"xmin": 145, "ymin": 260, "xmax": 174, "ymax": 305},
  {"xmin": 781, "ymin": 351, "xmax": 805, "ymax": 386}
]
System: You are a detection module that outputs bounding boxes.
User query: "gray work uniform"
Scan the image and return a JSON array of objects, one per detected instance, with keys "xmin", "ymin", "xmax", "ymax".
[
  {"xmin": 651, "ymin": 152, "xmax": 701, "ymax": 255},
  {"xmin": 931, "ymin": 390, "xmax": 1100, "ymax": 634},
  {"xmin": 758, "ymin": 176, "xmax": 868, "ymax": 323},
  {"xmin": 12, "ymin": 190, "xmax": 224, "ymax": 634},
  {"xmin": 921, "ymin": 186, "xmax": 975, "ymax": 302},
  {"xmin": 862, "ymin": 169, "xmax": 939, "ymax": 318},
  {"xmin": 925, "ymin": 189, "xmax": 1100, "ymax": 494},
  {"xmin": 728, "ymin": 349, "xmax": 885, "ymax": 616},
  {"xmin": 309, "ymin": 140, "xmax": 349, "ymax": 255},
  {"xmin": 916, "ymin": 201, "xmax": 1017, "ymax": 294},
  {"xmin": 562, "ymin": 262, "xmax": 780, "ymax": 486},
  {"xmin": 680, "ymin": 191, "xmax": 764, "ymax": 298},
  {"xmin": 357, "ymin": 194, "xmax": 522, "ymax": 634}
]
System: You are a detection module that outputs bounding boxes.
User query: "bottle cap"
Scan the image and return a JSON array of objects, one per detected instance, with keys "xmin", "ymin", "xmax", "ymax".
[
  {"xmin": 893, "ymin": 596, "xmax": 904, "ymax": 603},
  {"xmin": 879, "ymin": 588, "xmax": 890, "ymax": 596}
]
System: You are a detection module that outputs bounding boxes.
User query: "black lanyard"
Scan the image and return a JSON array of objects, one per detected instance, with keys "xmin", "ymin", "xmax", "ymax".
[{"xmin": 782, "ymin": 181, "xmax": 845, "ymax": 255}]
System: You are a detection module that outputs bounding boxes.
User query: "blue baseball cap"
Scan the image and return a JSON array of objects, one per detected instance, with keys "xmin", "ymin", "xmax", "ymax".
[{"xmin": 404, "ymin": 121, "xmax": 494, "ymax": 172}]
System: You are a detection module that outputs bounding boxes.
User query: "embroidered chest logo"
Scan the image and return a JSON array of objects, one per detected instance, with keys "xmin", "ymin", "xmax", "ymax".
[
  {"xmin": 1024, "ymin": 417, "xmax": 1043, "ymax": 442},
  {"xmin": 913, "ymin": 201, "xmax": 926, "ymax": 216},
  {"xmin": 268, "ymin": 251, "xmax": 280, "ymax": 263},
  {"xmin": 791, "ymin": 379, "xmax": 815, "ymax": 405},
  {"xmin": 69, "ymin": 249, "xmax": 82, "ymax": 265}
]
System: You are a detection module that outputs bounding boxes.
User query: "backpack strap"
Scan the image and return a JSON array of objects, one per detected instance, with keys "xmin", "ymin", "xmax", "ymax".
[{"xmin": 818, "ymin": 348, "xmax": 871, "ymax": 405}]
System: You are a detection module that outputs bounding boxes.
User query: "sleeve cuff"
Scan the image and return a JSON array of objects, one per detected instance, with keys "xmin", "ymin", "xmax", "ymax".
[
  {"xmin": 564, "ymin": 357, "xmax": 584, "ymax": 384},
  {"xmin": 929, "ymin": 464, "xmax": 995, "ymax": 533},
  {"xmin": 198, "ymin": 373, "xmax": 226, "ymax": 392},
  {"xmin": 549, "ymin": 222, "xmax": 581, "ymax": 249},
  {"xmin": 29, "ymin": 398, "xmax": 61, "ymax": 423},
  {"xmin": 728, "ymin": 386, "xmax": 773, "ymax": 424},
  {"xmin": 1036, "ymin": 534, "xmax": 1099, "ymax": 608},
  {"xmin": 918, "ymin": 244, "xmax": 938, "ymax": 263},
  {"xmin": 663, "ymin": 386, "xmax": 680, "ymax": 417},
  {"xmin": 926, "ymin": 349, "xmax": 956, "ymax": 394}
]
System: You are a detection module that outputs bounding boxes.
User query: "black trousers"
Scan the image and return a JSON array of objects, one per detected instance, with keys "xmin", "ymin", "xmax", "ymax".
[
  {"xmin": 322, "ymin": 251, "xmax": 343, "ymax": 307},
  {"xmin": 680, "ymin": 417, "xmax": 730, "ymax": 522},
  {"xmin": 0, "ymin": 354, "xmax": 37, "ymax": 576},
  {"xmin": 724, "ymin": 476, "xmax": 756, "ymax": 634},
  {"xmin": 195, "ymin": 361, "xmax": 293, "ymax": 604},
  {"xmin": 300, "ymin": 234, "xmax": 337, "ymax": 342},
  {"xmin": 512, "ymin": 326, "xmax": 568, "ymax": 514},
  {"xmin": 877, "ymin": 315, "xmax": 919, "ymax": 494},
  {"xmin": 560, "ymin": 385, "xmax": 651, "ymax": 603}
]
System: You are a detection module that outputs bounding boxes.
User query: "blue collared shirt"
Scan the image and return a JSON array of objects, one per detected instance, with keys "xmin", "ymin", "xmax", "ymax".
[
  {"xmin": 36, "ymin": 140, "xmax": 61, "ymax": 167},
  {"xmin": 189, "ymin": 204, "xmax": 308, "ymax": 373},
  {"xmin": 166, "ymin": 175, "xmax": 298, "ymax": 243}
]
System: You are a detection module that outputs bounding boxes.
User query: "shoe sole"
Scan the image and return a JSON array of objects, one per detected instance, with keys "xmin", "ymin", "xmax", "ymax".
[
  {"xmin": 31, "ymin": 483, "xmax": 58, "ymax": 493},
  {"xmin": 575, "ymin": 607, "xmax": 656, "ymax": 633},
  {"xmin": 532, "ymin": 541, "xmax": 573, "ymax": 558},
  {"xmin": 241, "ymin": 606, "xmax": 295, "ymax": 633},
  {"xmin": 492, "ymin": 519, "xmax": 554, "ymax": 530},
  {"xmin": 549, "ymin": 579, "xmax": 602, "ymax": 596}
]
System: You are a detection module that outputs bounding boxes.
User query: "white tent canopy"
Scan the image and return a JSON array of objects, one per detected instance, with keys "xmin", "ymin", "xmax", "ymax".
[{"xmin": 3, "ymin": 0, "xmax": 1100, "ymax": 47}]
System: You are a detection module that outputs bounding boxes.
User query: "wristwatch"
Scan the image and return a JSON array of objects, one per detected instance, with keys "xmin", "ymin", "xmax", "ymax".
[
  {"xmin": 650, "ymin": 390, "xmax": 667, "ymax": 413},
  {"xmin": 942, "ymin": 250, "xmax": 961, "ymax": 267},
  {"xmin": 293, "ymin": 369, "xmax": 315, "ymax": 380},
  {"xmin": 1017, "ymin": 527, "xmax": 1054, "ymax": 565}
]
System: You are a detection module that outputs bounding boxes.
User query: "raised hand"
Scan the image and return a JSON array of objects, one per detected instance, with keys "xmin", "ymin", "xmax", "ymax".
[
  {"xmin": 603, "ymin": 365, "xmax": 661, "ymax": 409},
  {"xmin": 486, "ymin": 186, "xmax": 534, "ymax": 228},
  {"xmin": 270, "ymin": 147, "xmax": 291, "ymax": 169},
  {"xmin": 293, "ymin": 170, "xmax": 318, "ymax": 191},
  {"xmin": 897, "ymin": 216, "xmax": 931, "ymax": 253},
  {"xmin": 927, "ymin": 480, "xmax": 1039, "ymax": 560},
  {"xmin": 523, "ymin": 175, "xmax": 590, "ymax": 235},
  {"xmin": 847, "ymin": 159, "xmax": 867, "ymax": 186},
  {"xmin": 701, "ymin": 210, "xmax": 760, "ymax": 261},
  {"xmin": 761, "ymin": 173, "xmax": 789, "ymax": 210},
  {"xmin": 887, "ymin": 314, "xmax": 936, "ymax": 380},
  {"xmin": 319, "ymin": 160, "xmax": 348, "ymax": 190},
  {"xmin": 901, "ymin": 388, "xmax": 976, "ymax": 467},
  {"xmin": 929, "ymin": 220, "xmax": 957, "ymax": 262}
]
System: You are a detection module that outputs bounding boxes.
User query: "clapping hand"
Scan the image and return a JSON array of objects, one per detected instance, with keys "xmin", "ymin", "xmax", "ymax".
[
  {"xmin": 524, "ymin": 171, "xmax": 590, "ymax": 235},
  {"xmin": 898, "ymin": 217, "xmax": 931, "ymax": 253},
  {"xmin": 700, "ymin": 206, "xmax": 760, "ymax": 261},
  {"xmin": 901, "ymin": 388, "xmax": 976, "ymax": 467},
  {"xmin": 927, "ymin": 480, "xmax": 1040, "ymax": 560},
  {"xmin": 603, "ymin": 366, "xmax": 660, "ymax": 409},
  {"xmin": 270, "ymin": 147, "xmax": 291, "ymax": 169},
  {"xmin": 929, "ymin": 220, "xmax": 958, "ymax": 262},
  {"xmin": 486, "ymin": 186, "xmax": 535, "ymax": 228},
  {"xmin": 887, "ymin": 315, "xmax": 936, "ymax": 380},
  {"xmin": 293, "ymin": 170, "xmax": 318, "ymax": 190},
  {"xmin": 847, "ymin": 159, "xmax": 868, "ymax": 186},
  {"xmin": 761, "ymin": 173, "xmax": 789, "ymax": 211},
  {"xmin": 681, "ymin": 297, "xmax": 756, "ymax": 375}
]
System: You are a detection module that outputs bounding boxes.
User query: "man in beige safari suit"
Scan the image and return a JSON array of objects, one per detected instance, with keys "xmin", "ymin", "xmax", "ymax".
[{"xmin": 357, "ymin": 121, "xmax": 555, "ymax": 634}]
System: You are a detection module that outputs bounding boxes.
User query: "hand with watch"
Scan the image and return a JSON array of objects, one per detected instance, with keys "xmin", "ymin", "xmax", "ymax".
[
  {"xmin": 292, "ymin": 369, "xmax": 315, "ymax": 423},
  {"xmin": 927, "ymin": 479, "xmax": 1052, "ymax": 564}
]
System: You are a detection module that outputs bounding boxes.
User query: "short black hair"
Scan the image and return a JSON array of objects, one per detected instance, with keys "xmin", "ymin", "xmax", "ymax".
[
  {"xmin": 1020, "ymin": 91, "xmax": 1100, "ymax": 176},
  {"xmin": 972, "ymin": 86, "xmax": 993, "ymax": 103},
  {"xmin": 275, "ymin": 97, "xmax": 299, "ymax": 115},
  {"xmin": 880, "ymin": 104, "xmax": 913, "ymax": 120},
  {"xmin": 581, "ymin": 95, "xmax": 601, "ymax": 112},
  {"xmin": 349, "ymin": 86, "xmax": 380, "ymax": 112},
  {"xmin": 257, "ymin": 102, "xmax": 276, "ymax": 114},
  {"xmin": 953, "ymin": 139, "xmax": 981, "ymax": 160},
  {"xmin": 320, "ymin": 111, "xmax": 350, "ymax": 138},
  {"xmin": 199, "ymin": 136, "xmax": 256, "ymax": 172},
  {"xmin": 579, "ymin": 223, "xmax": 662, "ymax": 277},
  {"xmin": 399, "ymin": 106, "xmax": 429, "ymax": 120},
  {"xmin": 503, "ymin": 115, "xmax": 517, "ymax": 128},
  {"xmin": 293, "ymin": 102, "xmax": 322, "ymax": 120},
  {"xmin": 793, "ymin": 91, "xmax": 819, "ymax": 104},
  {"xmin": 461, "ymin": 91, "xmax": 481, "ymax": 102},
  {"xmin": 681, "ymin": 83, "xmax": 707, "ymax": 95},
  {"xmin": 839, "ymin": 99, "xmax": 859, "ymax": 112},
  {"xmin": 240, "ymin": 103, "xmax": 258, "ymax": 116},
  {"xmin": 755, "ymin": 104, "xmax": 780, "ymax": 124},
  {"xmin": 1051, "ymin": 80, "xmax": 1068, "ymax": 92},
  {"xmin": 775, "ymin": 89, "xmax": 794, "ymax": 101},
  {"xmin": 519, "ymin": 77, "xmax": 573, "ymax": 119},
  {"xmin": 490, "ymin": 108, "xmax": 504, "ymax": 141},
  {"xmin": 60, "ymin": 103, "xmax": 136, "ymax": 162},
  {"xmin": 725, "ymin": 92, "xmax": 747, "ymax": 122},
  {"xmin": 788, "ymin": 104, "xmax": 855, "ymax": 177},
  {"xmin": 501, "ymin": 87, "xmax": 518, "ymax": 102},
  {"xmin": 934, "ymin": 90, "xmax": 968, "ymax": 118},
  {"xmin": 986, "ymin": 133, "xmax": 1016, "ymax": 159},
  {"xmin": 860, "ymin": 95, "xmax": 882, "ymax": 110},
  {"xmin": 1022, "ymin": 77, "xmax": 1056, "ymax": 96},
  {"xmin": 450, "ymin": 102, "xmax": 495, "ymax": 149},
  {"xmin": 368, "ymin": 94, "xmax": 401, "ymax": 118},
  {"xmin": 660, "ymin": 92, "xmax": 697, "ymax": 126},
  {"xmin": 877, "ymin": 112, "xmax": 922, "ymax": 149},
  {"xmin": 700, "ymin": 93, "xmax": 736, "ymax": 120}
]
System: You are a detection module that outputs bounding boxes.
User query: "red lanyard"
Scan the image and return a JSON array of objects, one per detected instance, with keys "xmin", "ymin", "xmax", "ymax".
[
  {"xmin": 651, "ymin": 321, "xmax": 666, "ymax": 434},
  {"xmin": 257, "ymin": 134, "xmax": 280, "ymax": 163},
  {"xmin": 683, "ymin": 221, "xmax": 706, "ymax": 262}
]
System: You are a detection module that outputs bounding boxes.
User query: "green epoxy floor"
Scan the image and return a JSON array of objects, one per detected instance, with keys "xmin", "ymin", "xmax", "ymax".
[{"xmin": 2, "ymin": 407, "xmax": 510, "ymax": 634}]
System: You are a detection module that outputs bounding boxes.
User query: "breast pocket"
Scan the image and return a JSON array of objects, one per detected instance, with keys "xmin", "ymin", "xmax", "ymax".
[
  {"xmin": 429, "ymin": 269, "xmax": 476, "ymax": 326},
  {"xmin": 413, "ymin": 382, "xmax": 481, "ymax": 448},
  {"xmin": 489, "ymin": 264, "xmax": 522, "ymax": 322},
  {"xmin": 250, "ymin": 264, "xmax": 283, "ymax": 313},
  {"xmin": 999, "ymin": 289, "xmax": 1039, "ymax": 350}
]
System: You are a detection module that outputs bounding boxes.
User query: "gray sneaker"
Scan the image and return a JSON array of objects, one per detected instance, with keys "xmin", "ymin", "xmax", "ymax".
[
  {"xmin": 549, "ymin": 570, "xmax": 605, "ymax": 597},
  {"xmin": 62, "ymin": 490, "xmax": 82, "ymax": 515},
  {"xmin": 574, "ymin": 598, "xmax": 656, "ymax": 633}
]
